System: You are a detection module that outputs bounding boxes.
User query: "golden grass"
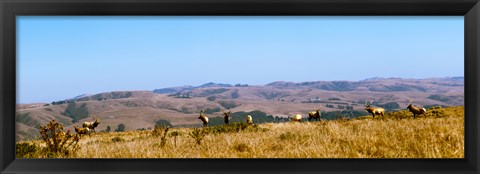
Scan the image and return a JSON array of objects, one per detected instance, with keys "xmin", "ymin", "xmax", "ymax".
[{"xmin": 21, "ymin": 106, "xmax": 464, "ymax": 158}]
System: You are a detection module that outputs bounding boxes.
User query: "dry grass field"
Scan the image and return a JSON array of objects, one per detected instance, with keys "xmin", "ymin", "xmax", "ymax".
[{"xmin": 16, "ymin": 106, "xmax": 464, "ymax": 158}]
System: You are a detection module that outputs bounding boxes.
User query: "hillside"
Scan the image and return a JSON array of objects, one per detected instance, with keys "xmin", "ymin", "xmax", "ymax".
[
  {"xmin": 15, "ymin": 77, "xmax": 464, "ymax": 141},
  {"xmin": 16, "ymin": 106, "xmax": 464, "ymax": 158}
]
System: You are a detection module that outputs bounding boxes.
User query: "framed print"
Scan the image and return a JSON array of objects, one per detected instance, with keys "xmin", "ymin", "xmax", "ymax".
[{"xmin": 1, "ymin": 0, "xmax": 479, "ymax": 173}]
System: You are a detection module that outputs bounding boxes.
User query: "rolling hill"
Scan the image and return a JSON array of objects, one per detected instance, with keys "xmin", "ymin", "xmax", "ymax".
[{"xmin": 15, "ymin": 77, "xmax": 464, "ymax": 141}]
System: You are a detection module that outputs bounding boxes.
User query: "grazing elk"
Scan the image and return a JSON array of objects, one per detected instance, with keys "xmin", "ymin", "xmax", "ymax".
[
  {"xmin": 292, "ymin": 114, "xmax": 303, "ymax": 122},
  {"xmin": 308, "ymin": 108, "xmax": 321, "ymax": 122},
  {"xmin": 407, "ymin": 100, "xmax": 427, "ymax": 119},
  {"xmin": 82, "ymin": 115, "xmax": 100, "ymax": 132},
  {"xmin": 198, "ymin": 109, "xmax": 209, "ymax": 127},
  {"xmin": 221, "ymin": 108, "xmax": 232, "ymax": 124},
  {"xmin": 246, "ymin": 115, "xmax": 253, "ymax": 125},
  {"xmin": 74, "ymin": 126, "xmax": 90, "ymax": 137},
  {"xmin": 364, "ymin": 101, "xmax": 385, "ymax": 119}
]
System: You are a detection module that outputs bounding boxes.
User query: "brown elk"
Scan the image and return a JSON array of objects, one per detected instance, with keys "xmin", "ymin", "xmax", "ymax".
[
  {"xmin": 198, "ymin": 109, "xmax": 209, "ymax": 127},
  {"xmin": 246, "ymin": 115, "xmax": 253, "ymax": 125},
  {"xmin": 83, "ymin": 115, "xmax": 100, "ymax": 132},
  {"xmin": 221, "ymin": 108, "xmax": 232, "ymax": 124},
  {"xmin": 74, "ymin": 126, "xmax": 90, "ymax": 137},
  {"xmin": 364, "ymin": 101, "xmax": 385, "ymax": 119},
  {"xmin": 407, "ymin": 100, "xmax": 427, "ymax": 119},
  {"xmin": 292, "ymin": 114, "xmax": 303, "ymax": 122},
  {"xmin": 308, "ymin": 107, "xmax": 321, "ymax": 122}
]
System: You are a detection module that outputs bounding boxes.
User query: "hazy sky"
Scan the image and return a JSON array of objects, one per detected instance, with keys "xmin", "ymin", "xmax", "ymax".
[{"xmin": 17, "ymin": 16, "xmax": 464, "ymax": 104}]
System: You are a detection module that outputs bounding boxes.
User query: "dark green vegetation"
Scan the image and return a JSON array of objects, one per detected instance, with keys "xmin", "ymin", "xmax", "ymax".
[
  {"xmin": 155, "ymin": 119, "xmax": 173, "ymax": 127},
  {"xmin": 62, "ymin": 102, "xmax": 89, "ymax": 123},
  {"xmin": 16, "ymin": 112, "xmax": 41, "ymax": 129},
  {"xmin": 208, "ymin": 110, "xmax": 275, "ymax": 126},
  {"xmin": 218, "ymin": 100, "xmax": 239, "ymax": 109},
  {"xmin": 115, "ymin": 124, "xmax": 126, "ymax": 132}
]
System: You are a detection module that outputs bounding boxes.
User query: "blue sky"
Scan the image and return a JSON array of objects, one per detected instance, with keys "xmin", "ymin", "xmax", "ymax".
[{"xmin": 17, "ymin": 16, "xmax": 464, "ymax": 104}]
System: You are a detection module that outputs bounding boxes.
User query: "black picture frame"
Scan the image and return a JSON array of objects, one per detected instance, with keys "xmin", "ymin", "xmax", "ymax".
[{"xmin": 1, "ymin": 0, "xmax": 479, "ymax": 173}]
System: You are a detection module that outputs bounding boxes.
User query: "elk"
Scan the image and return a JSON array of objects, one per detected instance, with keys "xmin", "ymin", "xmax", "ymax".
[
  {"xmin": 246, "ymin": 115, "xmax": 253, "ymax": 125},
  {"xmin": 308, "ymin": 107, "xmax": 321, "ymax": 122},
  {"xmin": 82, "ymin": 115, "xmax": 100, "ymax": 132},
  {"xmin": 221, "ymin": 108, "xmax": 232, "ymax": 124},
  {"xmin": 364, "ymin": 101, "xmax": 385, "ymax": 119},
  {"xmin": 74, "ymin": 126, "xmax": 90, "ymax": 137},
  {"xmin": 198, "ymin": 109, "xmax": 209, "ymax": 127},
  {"xmin": 292, "ymin": 114, "xmax": 303, "ymax": 122},
  {"xmin": 407, "ymin": 100, "xmax": 427, "ymax": 119}
]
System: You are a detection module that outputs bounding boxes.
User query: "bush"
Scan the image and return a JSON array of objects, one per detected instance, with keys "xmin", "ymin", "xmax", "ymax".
[
  {"xmin": 189, "ymin": 128, "xmax": 207, "ymax": 145},
  {"xmin": 159, "ymin": 127, "xmax": 170, "ymax": 147},
  {"xmin": 115, "ymin": 124, "xmax": 126, "ymax": 132},
  {"xmin": 38, "ymin": 119, "xmax": 81, "ymax": 157},
  {"xmin": 152, "ymin": 125, "xmax": 169, "ymax": 137},
  {"xmin": 170, "ymin": 131, "xmax": 182, "ymax": 147},
  {"xmin": 279, "ymin": 132, "xmax": 295, "ymax": 141},
  {"xmin": 16, "ymin": 142, "xmax": 38, "ymax": 158},
  {"xmin": 233, "ymin": 143, "xmax": 250, "ymax": 152},
  {"xmin": 111, "ymin": 137, "xmax": 125, "ymax": 142}
]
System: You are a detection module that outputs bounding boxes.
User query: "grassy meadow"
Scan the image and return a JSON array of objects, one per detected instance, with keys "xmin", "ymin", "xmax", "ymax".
[{"xmin": 16, "ymin": 106, "xmax": 464, "ymax": 158}]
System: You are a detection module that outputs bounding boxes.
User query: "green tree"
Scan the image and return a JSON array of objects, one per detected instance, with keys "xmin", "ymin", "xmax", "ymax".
[
  {"xmin": 105, "ymin": 126, "xmax": 111, "ymax": 132},
  {"xmin": 115, "ymin": 124, "xmax": 126, "ymax": 132},
  {"xmin": 155, "ymin": 119, "xmax": 173, "ymax": 127}
]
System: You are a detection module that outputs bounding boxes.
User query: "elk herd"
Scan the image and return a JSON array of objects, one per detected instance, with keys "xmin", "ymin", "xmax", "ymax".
[
  {"xmin": 70, "ymin": 100, "xmax": 429, "ymax": 134},
  {"xmin": 197, "ymin": 100, "xmax": 429, "ymax": 127}
]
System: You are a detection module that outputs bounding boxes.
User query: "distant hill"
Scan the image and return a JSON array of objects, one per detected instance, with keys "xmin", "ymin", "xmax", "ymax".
[
  {"xmin": 153, "ymin": 82, "xmax": 233, "ymax": 94},
  {"xmin": 15, "ymin": 77, "xmax": 464, "ymax": 141}
]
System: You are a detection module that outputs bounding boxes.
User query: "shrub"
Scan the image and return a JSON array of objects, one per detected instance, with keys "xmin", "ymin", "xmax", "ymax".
[
  {"xmin": 38, "ymin": 119, "xmax": 81, "ymax": 157},
  {"xmin": 233, "ymin": 143, "xmax": 250, "ymax": 152},
  {"xmin": 189, "ymin": 128, "xmax": 207, "ymax": 145},
  {"xmin": 16, "ymin": 142, "xmax": 38, "ymax": 158},
  {"xmin": 115, "ymin": 124, "xmax": 126, "ymax": 132},
  {"xmin": 385, "ymin": 110, "xmax": 410, "ymax": 120},
  {"xmin": 279, "ymin": 132, "xmax": 295, "ymax": 141},
  {"xmin": 170, "ymin": 131, "xmax": 182, "ymax": 147},
  {"xmin": 159, "ymin": 127, "xmax": 170, "ymax": 148},
  {"xmin": 111, "ymin": 137, "xmax": 125, "ymax": 142},
  {"xmin": 152, "ymin": 125, "xmax": 169, "ymax": 137}
]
